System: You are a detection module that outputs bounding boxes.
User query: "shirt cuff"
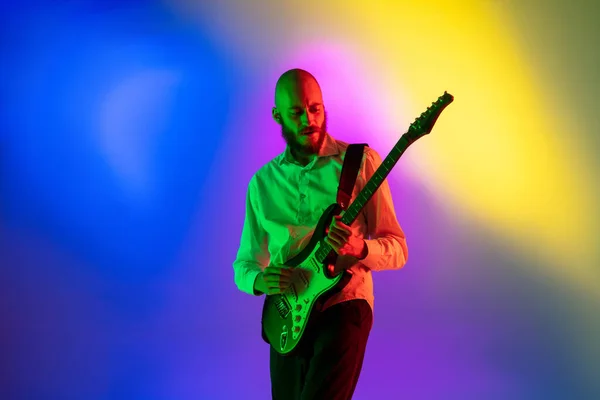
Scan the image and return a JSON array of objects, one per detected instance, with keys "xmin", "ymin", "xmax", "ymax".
[
  {"xmin": 359, "ymin": 239, "xmax": 383, "ymax": 270},
  {"xmin": 238, "ymin": 267, "xmax": 263, "ymax": 296}
]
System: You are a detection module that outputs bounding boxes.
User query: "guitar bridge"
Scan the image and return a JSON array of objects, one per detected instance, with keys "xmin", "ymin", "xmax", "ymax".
[{"xmin": 275, "ymin": 295, "xmax": 291, "ymax": 318}]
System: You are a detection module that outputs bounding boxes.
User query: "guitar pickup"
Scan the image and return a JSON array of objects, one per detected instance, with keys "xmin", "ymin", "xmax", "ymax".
[
  {"xmin": 288, "ymin": 284, "xmax": 298, "ymax": 302},
  {"xmin": 298, "ymin": 270, "xmax": 309, "ymax": 286}
]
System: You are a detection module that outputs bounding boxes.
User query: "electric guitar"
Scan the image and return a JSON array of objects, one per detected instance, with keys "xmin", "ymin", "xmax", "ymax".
[{"xmin": 261, "ymin": 91, "xmax": 454, "ymax": 355}]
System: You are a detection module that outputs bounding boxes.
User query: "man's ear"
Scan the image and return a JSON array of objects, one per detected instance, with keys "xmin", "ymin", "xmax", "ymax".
[{"xmin": 272, "ymin": 107, "xmax": 282, "ymax": 124}]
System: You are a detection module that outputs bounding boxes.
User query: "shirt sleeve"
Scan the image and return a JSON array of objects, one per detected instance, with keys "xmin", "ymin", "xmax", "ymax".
[
  {"xmin": 232, "ymin": 175, "xmax": 271, "ymax": 295},
  {"xmin": 359, "ymin": 148, "xmax": 409, "ymax": 271}
]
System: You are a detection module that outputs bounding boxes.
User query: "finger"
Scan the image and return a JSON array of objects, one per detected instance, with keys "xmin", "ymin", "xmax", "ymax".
[
  {"xmin": 274, "ymin": 278, "xmax": 293, "ymax": 286},
  {"xmin": 265, "ymin": 272, "xmax": 293, "ymax": 281},
  {"xmin": 264, "ymin": 276, "xmax": 292, "ymax": 285},
  {"xmin": 267, "ymin": 282, "xmax": 286, "ymax": 292},
  {"xmin": 263, "ymin": 269, "xmax": 279, "ymax": 277},
  {"xmin": 279, "ymin": 267, "xmax": 294, "ymax": 276},
  {"xmin": 328, "ymin": 231, "xmax": 348, "ymax": 245},
  {"xmin": 334, "ymin": 215, "xmax": 351, "ymax": 229},
  {"xmin": 264, "ymin": 270, "xmax": 293, "ymax": 280},
  {"xmin": 267, "ymin": 284, "xmax": 290, "ymax": 295},
  {"xmin": 264, "ymin": 266, "xmax": 292, "ymax": 275},
  {"xmin": 331, "ymin": 230, "xmax": 350, "ymax": 243},
  {"xmin": 332, "ymin": 223, "xmax": 352, "ymax": 236},
  {"xmin": 264, "ymin": 277, "xmax": 280, "ymax": 285},
  {"xmin": 328, "ymin": 263, "xmax": 343, "ymax": 276},
  {"xmin": 267, "ymin": 283, "xmax": 288, "ymax": 292},
  {"xmin": 263, "ymin": 271, "xmax": 280, "ymax": 279},
  {"xmin": 324, "ymin": 236, "xmax": 337, "ymax": 248},
  {"xmin": 324, "ymin": 237, "xmax": 341, "ymax": 254},
  {"xmin": 328, "ymin": 219, "xmax": 337, "ymax": 231},
  {"xmin": 330, "ymin": 221, "xmax": 351, "ymax": 235},
  {"xmin": 267, "ymin": 265, "xmax": 294, "ymax": 273},
  {"xmin": 326, "ymin": 235, "xmax": 342, "ymax": 249}
]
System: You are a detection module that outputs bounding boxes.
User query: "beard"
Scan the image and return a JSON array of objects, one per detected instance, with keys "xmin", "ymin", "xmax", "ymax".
[{"xmin": 281, "ymin": 111, "xmax": 328, "ymax": 157}]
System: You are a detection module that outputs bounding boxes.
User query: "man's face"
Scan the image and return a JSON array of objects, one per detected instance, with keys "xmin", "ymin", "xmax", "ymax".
[{"xmin": 275, "ymin": 77, "xmax": 327, "ymax": 156}]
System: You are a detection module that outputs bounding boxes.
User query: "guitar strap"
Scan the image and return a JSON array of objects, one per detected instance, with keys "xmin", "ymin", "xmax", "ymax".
[
  {"xmin": 313, "ymin": 142, "xmax": 369, "ymax": 311},
  {"xmin": 337, "ymin": 143, "xmax": 368, "ymax": 210}
]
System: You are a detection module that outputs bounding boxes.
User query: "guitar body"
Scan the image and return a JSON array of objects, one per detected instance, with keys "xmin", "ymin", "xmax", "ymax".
[
  {"xmin": 260, "ymin": 91, "xmax": 454, "ymax": 355},
  {"xmin": 261, "ymin": 203, "xmax": 344, "ymax": 355}
]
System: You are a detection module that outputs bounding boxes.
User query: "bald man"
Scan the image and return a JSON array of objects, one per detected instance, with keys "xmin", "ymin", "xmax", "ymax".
[{"xmin": 233, "ymin": 68, "xmax": 408, "ymax": 399}]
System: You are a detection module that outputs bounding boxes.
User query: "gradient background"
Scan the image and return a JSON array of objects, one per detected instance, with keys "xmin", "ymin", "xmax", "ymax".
[{"xmin": 1, "ymin": 0, "xmax": 599, "ymax": 399}]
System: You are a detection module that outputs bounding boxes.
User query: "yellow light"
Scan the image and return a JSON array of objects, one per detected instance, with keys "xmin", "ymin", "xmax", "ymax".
[{"xmin": 343, "ymin": 1, "xmax": 598, "ymax": 296}]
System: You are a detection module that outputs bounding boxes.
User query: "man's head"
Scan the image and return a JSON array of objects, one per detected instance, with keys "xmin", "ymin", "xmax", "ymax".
[{"xmin": 272, "ymin": 68, "xmax": 327, "ymax": 158}]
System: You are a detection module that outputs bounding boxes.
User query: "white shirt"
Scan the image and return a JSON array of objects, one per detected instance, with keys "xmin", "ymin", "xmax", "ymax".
[{"xmin": 232, "ymin": 132, "xmax": 408, "ymax": 315}]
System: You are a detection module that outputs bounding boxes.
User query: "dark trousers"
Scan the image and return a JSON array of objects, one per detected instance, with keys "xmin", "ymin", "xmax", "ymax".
[{"xmin": 269, "ymin": 299, "xmax": 373, "ymax": 400}]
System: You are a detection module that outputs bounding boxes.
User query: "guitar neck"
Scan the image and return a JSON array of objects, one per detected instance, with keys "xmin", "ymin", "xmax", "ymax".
[{"xmin": 341, "ymin": 134, "xmax": 412, "ymax": 225}]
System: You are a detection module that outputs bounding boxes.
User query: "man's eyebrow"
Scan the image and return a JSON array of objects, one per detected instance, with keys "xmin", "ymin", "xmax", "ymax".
[{"xmin": 287, "ymin": 103, "xmax": 322, "ymax": 109}]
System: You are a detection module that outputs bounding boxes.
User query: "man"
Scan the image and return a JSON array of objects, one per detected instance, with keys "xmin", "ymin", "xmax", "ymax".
[{"xmin": 233, "ymin": 68, "xmax": 408, "ymax": 399}]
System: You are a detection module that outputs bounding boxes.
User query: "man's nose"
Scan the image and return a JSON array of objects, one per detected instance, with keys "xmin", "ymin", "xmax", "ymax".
[{"xmin": 299, "ymin": 109, "xmax": 314, "ymax": 126}]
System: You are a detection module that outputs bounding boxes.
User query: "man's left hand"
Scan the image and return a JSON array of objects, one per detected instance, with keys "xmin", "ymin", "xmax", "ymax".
[{"xmin": 324, "ymin": 215, "xmax": 367, "ymax": 259}]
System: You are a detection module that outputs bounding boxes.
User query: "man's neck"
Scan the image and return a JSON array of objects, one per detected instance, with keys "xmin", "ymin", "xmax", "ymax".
[{"xmin": 290, "ymin": 148, "xmax": 316, "ymax": 167}]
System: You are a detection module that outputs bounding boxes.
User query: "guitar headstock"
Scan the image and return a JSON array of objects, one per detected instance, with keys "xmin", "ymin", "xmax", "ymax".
[{"xmin": 405, "ymin": 91, "xmax": 454, "ymax": 142}]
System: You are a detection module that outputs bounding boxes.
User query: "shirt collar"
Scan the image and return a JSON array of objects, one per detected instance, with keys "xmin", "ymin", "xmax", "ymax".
[{"xmin": 279, "ymin": 132, "xmax": 339, "ymax": 166}]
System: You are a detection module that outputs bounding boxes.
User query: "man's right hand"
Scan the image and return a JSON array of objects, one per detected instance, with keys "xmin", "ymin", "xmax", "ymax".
[{"xmin": 254, "ymin": 264, "xmax": 294, "ymax": 295}]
